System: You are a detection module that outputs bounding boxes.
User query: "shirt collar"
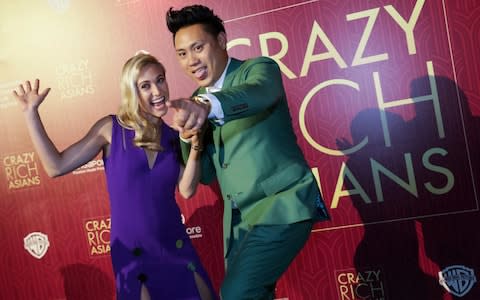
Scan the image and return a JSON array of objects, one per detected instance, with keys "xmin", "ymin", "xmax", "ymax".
[{"xmin": 210, "ymin": 57, "xmax": 231, "ymax": 90}]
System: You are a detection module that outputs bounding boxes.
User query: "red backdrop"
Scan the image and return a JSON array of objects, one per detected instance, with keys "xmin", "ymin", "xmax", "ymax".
[{"xmin": 1, "ymin": 0, "xmax": 479, "ymax": 299}]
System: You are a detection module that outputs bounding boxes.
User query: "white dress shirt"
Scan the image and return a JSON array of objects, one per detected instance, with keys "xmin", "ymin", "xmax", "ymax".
[{"xmin": 198, "ymin": 57, "xmax": 231, "ymax": 125}]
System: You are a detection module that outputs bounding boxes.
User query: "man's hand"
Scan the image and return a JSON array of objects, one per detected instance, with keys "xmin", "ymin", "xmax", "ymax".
[
  {"xmin": 167, "ymin": 98, "xmax": 209, "ymax": 133},
  {"xmin": 180, "ymin": 129, "xmax": 198, "ymax": 141}
]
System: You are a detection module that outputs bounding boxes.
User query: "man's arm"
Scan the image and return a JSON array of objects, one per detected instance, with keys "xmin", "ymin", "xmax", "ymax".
[
  {"xmin": 168, "ymin": 57, "xmax": 285, "ymax": 132},
  {"xmin": 211, "ymin": 56, "xmax": 285, "ymax": 123}
]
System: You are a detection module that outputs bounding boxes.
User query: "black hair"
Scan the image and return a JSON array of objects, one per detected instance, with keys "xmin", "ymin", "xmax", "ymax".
[{"xmin": 166, "ymin": 5, "xmax": 225, "ymax": 40}]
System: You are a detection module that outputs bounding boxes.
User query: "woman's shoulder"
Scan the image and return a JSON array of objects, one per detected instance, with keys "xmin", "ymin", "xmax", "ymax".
[
  {"xmin": 90, "ymin": 115, "xmax": 114, "ymax": 143},
  {"xmin": 96, "ymin": 115, "xmax": 114, "ymax": 128}
]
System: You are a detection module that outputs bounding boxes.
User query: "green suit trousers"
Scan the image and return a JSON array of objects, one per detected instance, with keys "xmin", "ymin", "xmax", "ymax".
[{"xmin": 221, "ymin": 209, "xmax": 314, "ymax": 300}]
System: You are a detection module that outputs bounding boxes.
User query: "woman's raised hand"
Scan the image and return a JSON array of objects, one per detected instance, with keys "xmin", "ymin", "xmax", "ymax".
[{"xmin": 12, "ymin": 79, "xmax": 51, "ymax": 112}]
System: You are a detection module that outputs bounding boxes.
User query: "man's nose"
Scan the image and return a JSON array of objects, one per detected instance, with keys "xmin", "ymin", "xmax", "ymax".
[{"xmin": 187, "ymin": 53, "xmax": 199, "ymax": 66}]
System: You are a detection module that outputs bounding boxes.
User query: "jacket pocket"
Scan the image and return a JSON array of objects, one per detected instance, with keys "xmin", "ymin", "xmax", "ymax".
[{"xmin": 260, "ymin": 163, "xmax": 306, "ymax": 196}]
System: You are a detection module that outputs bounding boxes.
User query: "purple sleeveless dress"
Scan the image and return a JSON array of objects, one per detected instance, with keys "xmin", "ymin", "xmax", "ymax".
[{"xmin": 103, "ymin": 115, "xmax": 215, "ymax": 299}]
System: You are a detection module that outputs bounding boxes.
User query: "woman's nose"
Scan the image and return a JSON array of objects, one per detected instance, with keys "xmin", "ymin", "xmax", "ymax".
[{"xmin": 152, "ymin": 84, "xmax": 160, "ymax": 96}]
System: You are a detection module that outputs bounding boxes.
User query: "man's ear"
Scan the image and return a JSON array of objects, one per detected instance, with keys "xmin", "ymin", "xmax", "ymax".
[{"xmin": 217, "ymin": 32, "xmax": 227, "ymax": 50}]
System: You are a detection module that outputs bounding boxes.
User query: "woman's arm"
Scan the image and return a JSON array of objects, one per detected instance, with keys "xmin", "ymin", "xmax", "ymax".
[
  {"xmin": 13, "ymin": 79, "xmax": 112, "ymax": 177},
  {"xmin": 177, "ymin": 131, "xmax": 203, "ymax": 198}
]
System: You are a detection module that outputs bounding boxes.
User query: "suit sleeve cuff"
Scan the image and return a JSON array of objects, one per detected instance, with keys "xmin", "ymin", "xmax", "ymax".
[
  {"xmin": 179, "ymin": 135, "xmax": 192, "ymax": 144},
  {"xmin": 199, "ymin": 93, "xmax": 224, "ymax": 122}
]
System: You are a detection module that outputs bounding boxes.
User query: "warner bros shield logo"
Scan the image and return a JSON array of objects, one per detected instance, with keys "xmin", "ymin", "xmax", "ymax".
[
  {"xmin": 439, "ymin": 265, "xmax": 477, "ymax": 297},
  {"xmin": 24, "ymin": 232, "xmax": 50, "ymax": 259}
]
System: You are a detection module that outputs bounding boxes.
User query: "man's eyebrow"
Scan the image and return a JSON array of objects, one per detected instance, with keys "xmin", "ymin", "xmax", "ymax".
[{"xmin": 176, "ymin": 40, "xmax": 203, "ymax": 51}]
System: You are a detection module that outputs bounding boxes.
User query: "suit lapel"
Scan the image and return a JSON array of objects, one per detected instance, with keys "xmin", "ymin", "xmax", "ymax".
[
  {"xmin": 222, "ymin": 58, "xmax": 243, "ymax": 88},
  {"xmin": 206, "ymin": 58, "xmax": 243, "ymax": 168},
  {"xmin": 195, "ymin": 86, "xmax": 206, "ymax": 96},
  {"xmin": 217, "ymin": 58, "xmax": 245, "ymax": 167}
]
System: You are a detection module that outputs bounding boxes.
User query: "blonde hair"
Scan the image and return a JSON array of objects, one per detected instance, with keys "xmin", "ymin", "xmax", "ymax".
[{"xmin": 117, "ymin": 52, "xmax": 166, "ymax": 151}]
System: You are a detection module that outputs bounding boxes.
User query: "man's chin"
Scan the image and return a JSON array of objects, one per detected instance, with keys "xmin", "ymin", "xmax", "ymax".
[{"xmin": 195, "ymin": 77, "xmax": 212, "ymax": 87}]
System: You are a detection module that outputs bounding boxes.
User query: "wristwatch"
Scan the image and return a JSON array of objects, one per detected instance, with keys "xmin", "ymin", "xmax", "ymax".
[{"xmin": 191, "ymin": 95, "xmax": 212, "ymax": 113}]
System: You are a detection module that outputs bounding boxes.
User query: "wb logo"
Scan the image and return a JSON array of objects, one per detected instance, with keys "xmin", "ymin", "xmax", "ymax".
[
  {"xmin": 24, "ymin": 232, "xmax": 50, "ymax": 259},
  {"xmin": 439, "ymin": 265, "xmax": 477, "ymax": 297}
]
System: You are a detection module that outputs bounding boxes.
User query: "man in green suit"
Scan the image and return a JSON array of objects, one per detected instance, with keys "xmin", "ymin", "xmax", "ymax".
[{"xmin": 166, "ymin": 5, "xmax": 329, "ymax": 299}]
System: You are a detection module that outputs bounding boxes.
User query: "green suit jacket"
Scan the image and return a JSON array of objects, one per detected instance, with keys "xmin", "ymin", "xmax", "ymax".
[{"xmin": 181, "ymin": 56, "xmax": 329, "ymax": 257}]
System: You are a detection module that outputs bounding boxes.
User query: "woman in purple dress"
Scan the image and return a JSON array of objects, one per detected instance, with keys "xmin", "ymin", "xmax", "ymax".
[{"xmin": 13, "ymin": 52, "xmax": 216, "ymax": 300}]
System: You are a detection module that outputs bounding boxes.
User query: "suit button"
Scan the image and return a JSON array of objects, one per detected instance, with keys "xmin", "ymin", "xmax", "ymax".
[
  {"xmin": 137, "ymin": 273, "xmax": 148, "ymax": 282},
  {"xmin": 187, "ymin": 262, "xmax": 196, "ymax": 271},
  {"xmin": 132, "ymin": 247, "xmax": 142, "ymax": 256},
  {"xmin": 222, "ymin": 163, "xmax": 229, "ymax": 169},
  {"xmin": 176, "ymin": 239, "xmax": 184, "ymax": 249}
]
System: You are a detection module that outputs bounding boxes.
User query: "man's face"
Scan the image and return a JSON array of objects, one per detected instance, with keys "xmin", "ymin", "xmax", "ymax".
[{"xmin": 174, "ymin": 23, "xmax": 228, "ymax": 87}]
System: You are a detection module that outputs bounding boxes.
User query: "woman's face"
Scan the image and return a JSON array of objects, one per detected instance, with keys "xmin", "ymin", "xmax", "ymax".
[{"xmin": 136, "ymin": 63, "xmax": 169, "ymax": 120}]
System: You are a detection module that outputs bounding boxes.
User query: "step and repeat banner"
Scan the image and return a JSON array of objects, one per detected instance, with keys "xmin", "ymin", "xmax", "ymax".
[{"xmin": 1, "ymin": 0, "xmax": 479, "ymax": 299}]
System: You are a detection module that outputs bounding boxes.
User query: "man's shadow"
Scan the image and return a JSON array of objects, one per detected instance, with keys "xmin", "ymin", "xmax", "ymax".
[
  {"xmin": 336, "ymin": 75, "xmax": 480, "ymax": 299},
  {"xmin": 411, "ymin": 76, "xmax": 480, "ymax": 299},
  {"xmin": 337, "ymin": 107, "xmax": 443, "ymax": 300}
]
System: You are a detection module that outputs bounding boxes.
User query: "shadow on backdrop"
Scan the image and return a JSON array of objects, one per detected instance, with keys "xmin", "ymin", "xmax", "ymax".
[
  {"xmin": 412, "ymin": 76, "xmax": 480, "ymax": 299},
  {"xmin": 337, "ymin": 107, "xmax": 443, "ymax": 300},
  {"xmin": 336, "ymin": 75, "xmax": 479, "ymax": 299}
]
